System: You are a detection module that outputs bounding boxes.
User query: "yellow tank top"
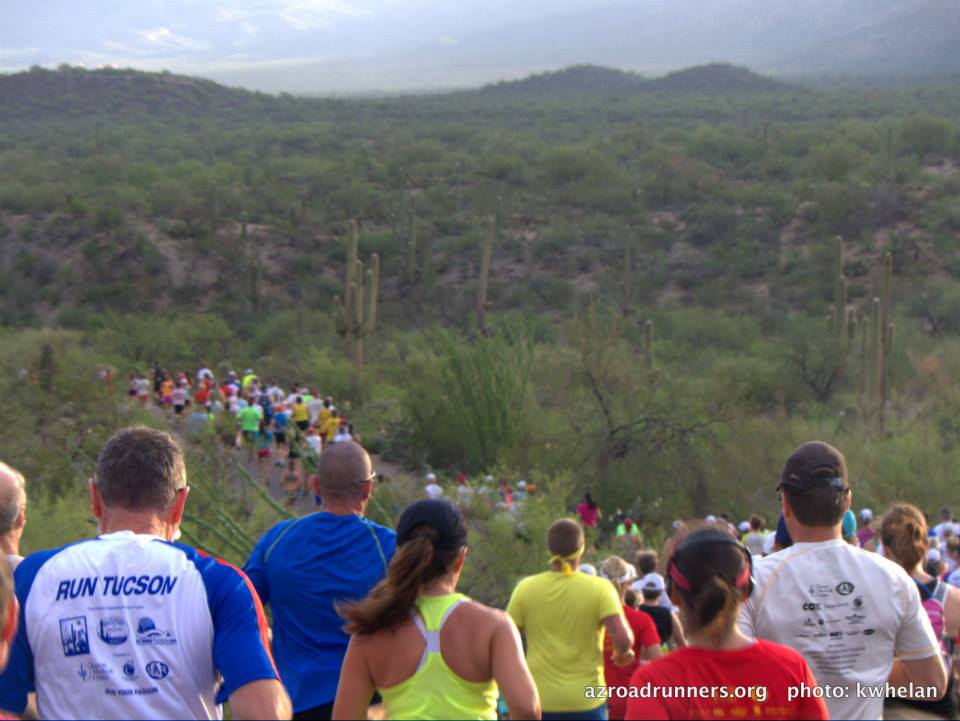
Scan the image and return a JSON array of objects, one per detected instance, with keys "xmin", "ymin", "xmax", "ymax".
[{"xmin": 379, "ymin": 593, "xmax": 499, "ymax": 720}]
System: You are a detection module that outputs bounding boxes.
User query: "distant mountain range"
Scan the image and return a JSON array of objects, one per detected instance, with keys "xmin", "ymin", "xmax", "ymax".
[
  {"xmin": 477, "ymin": 64, "xmax": 792, "ymax": 97},
  {"xmin": 0, "ymin": 63, "xmax": 801, "ymax": 122}
]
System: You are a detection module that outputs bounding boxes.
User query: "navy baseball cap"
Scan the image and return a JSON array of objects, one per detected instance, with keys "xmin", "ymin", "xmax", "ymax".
[{"xmin": 779, "ymin": 441, "xmax": 848, "ymax": 493}]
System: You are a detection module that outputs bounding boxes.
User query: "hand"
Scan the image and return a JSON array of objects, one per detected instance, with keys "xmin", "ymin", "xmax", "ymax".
[{"xmin": 613, "ymin": 649, "xmax": 636, "ymax": 667}]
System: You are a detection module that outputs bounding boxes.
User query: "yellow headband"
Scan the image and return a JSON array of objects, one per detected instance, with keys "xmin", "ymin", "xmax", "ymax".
[{"xmin": 549, "ymin": 543, "xmax": 586, "ymax": 576}]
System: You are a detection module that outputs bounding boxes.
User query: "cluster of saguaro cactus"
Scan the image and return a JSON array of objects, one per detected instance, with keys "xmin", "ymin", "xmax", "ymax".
[
  {"xmin": 825, "ymin": 238, "xmax": 895, "ymax": 431},
  {"xmin": 334, "ymin": 220, "xmax": 380, "ymax": 375},
  {"xmin": 847, "ymin": 251, "xmax": 894, "ymax": 430},
  {"xmin": 828, "ymin": 237, "xmax": 855, "ymax": 347}
]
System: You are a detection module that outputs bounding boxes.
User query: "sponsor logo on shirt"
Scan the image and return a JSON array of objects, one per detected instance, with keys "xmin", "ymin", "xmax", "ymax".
[
  {"xmin": 77, "ymin": 662, "xmax": 113, "ymax": 681},
  {"xmin": 853, "ymin": 596, "xmax": 864, "ymax": 609},
  {"xmin": 836, "ymin": 581, "xmax": 856, "ymax": 596},
  {"xmin": 122, "ymin": 662, "xmax": 137, "ymax": 680},
  {"xmin": 145, "ymin": 661, "xmax": 170, "ymax": 680},
  {"xmin": 802, "ymin": 602, "xmax": 821, "ymax": 611},
  {"xmin": 846, "ymin": 613, "xmax": 866, "ymax": 625},
  {"xmin": 135, "ymin": 617, "xmax": 177, "ymax": 646},
  {"xmin": 864, "ymin": 628, "xmax": 876, "ymax": 636},
  {"xmin": 98, "ymin": 617, "xmax": 129, "ymax": 646},
  {"xmin": 809, "ymin": 583, "xmax": 833, "ymax": 598},
  {"xmin": 60, "ymin": 616, "xmax": 90, "ymax": 657}
]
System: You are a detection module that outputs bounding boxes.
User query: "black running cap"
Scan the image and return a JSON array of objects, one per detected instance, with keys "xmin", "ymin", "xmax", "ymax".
[
  {"xmin": 779, "ymin": 441, "xmax": 848, "ymax": 493},
  {"xmin": 397, "ymin": 499, "xmax": 468, "ymax": 551}
]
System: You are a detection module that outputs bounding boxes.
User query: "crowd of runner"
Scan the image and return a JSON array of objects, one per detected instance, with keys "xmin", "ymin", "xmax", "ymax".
[
  {"xmin": 128, "ymin": 364, "xmax": 357, "ymax": 497},
  {"xmin": 0, "ymin": 398, "xmax": 958, "ymax": 719}
]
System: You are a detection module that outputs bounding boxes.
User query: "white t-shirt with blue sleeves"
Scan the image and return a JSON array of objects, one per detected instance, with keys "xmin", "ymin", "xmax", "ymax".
[{"xmin": 0, "ymin": 531, "xmax": 278, "ymax": 720}]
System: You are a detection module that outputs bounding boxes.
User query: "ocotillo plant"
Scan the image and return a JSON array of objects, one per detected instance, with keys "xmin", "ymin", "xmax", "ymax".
[
  {"xmin": 477, "ymin": 216, "xmax": 494, "ymax": 335},
  {"xmin": 334, "ymin": 220, "xmax": 380, "ymax": 378}
]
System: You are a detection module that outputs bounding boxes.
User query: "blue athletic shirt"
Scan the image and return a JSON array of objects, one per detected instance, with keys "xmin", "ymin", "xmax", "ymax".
[
  {"xmin": 244, "ymin": 513, "xmax": 396, "ymax": 712},
  {"xmin": 0, "ymin": 532, "xmax": 279, "ymax": 720}
]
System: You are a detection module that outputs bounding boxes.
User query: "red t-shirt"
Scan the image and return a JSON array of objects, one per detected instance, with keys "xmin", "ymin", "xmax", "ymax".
[
  {"xmin": 577, "ymin": 502, "xmax": 599, "ymax": 527},
  {"xmin": 625, "ymin": 640, "xmax": 827, "ymax": 721},
  {"xmin": 604, "ymin": 605, "xmax": 661, "ymax": 719}
]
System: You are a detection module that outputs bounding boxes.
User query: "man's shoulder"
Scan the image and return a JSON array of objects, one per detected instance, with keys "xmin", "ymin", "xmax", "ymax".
[
  {"xmin": 754, "ymin": 540, "xmax": 909, "ymax": 587},
  {"xmin": 16, "ymin": 539, "xmax": 99, "ymax": 590}
]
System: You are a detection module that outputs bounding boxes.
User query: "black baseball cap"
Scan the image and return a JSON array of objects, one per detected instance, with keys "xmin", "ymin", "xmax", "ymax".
[
  {"xmin": 396, "ymin": 499, "xmax": 468, "ymax": 551},
  {"xmin": 779, "ymin": 441, "xmax": 848, "ymax": 493}
]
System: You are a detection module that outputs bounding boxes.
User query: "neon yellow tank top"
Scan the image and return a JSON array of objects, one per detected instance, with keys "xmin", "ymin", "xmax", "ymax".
[{"xmin": 379, "ymin": 593, "xmax": 499, "ymax": 720}]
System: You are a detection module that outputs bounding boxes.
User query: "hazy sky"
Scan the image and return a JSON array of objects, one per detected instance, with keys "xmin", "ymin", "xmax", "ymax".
[
  {"xmin": 2, "ymin": 1, "xmax": 953, "ymax": 93},
  {"xmin": 0, "ymin": 0, "xmax": 599, "ymax": 75}
]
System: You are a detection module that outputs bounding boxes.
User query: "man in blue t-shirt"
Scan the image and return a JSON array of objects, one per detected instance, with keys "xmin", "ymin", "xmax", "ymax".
[{"xmin": 244, "ymin": 441, "xmax": 395, "ymax": 720}]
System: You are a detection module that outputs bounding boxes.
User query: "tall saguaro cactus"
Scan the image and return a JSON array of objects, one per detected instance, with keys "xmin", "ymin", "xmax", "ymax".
[
  {"xmin": 829, "ymin": 237, "xmax": 849, "ymax": 347},
  {"xmin": 335, "ymin": 220, "xmax": 380, "ymax": 378},
  {"xmin": 858, "ymin": 252, "xmax": 895, "ymax": 432},
  {"xmin": 644, "ymin": 319, "xmax": 656, "ymax": 374}
]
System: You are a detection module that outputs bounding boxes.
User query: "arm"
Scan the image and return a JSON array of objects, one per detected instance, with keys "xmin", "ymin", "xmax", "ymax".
[
  {"xmin": 889, "ymin": 656, "xmax": 947, "ymax": 700},
  {"xmin": 229, "ymin": 679, "xmax": 291, "ymax": 720},
  {"xmin": 602, "ymin": 614, "xmax": 635, "ymax": 664},
  {"xmin": 641, "ymin": 643, "xmax": 662, "ymax": 662},
  {"xmin": 491, "ymin": 615, "xmax": 540, "ymax": 720},
  {"xmin": 332, "ymin": 637, "xmax": 376, "ymax": 721},
  {"xmin": 945, "ymin": 586, "xmax": 960, "ymax": 641},
  {"xmin": 670, "ymin": 613, "xmax": 687, "ymax": 648}
]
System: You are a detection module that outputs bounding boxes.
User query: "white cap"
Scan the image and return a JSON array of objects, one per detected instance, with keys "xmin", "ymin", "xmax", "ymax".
[
  {"xmin": 739, "ymin": 521, "xmax": 750, "ymax": 533},
  {"xmin": 672, "ymin": 520, "xmax": 684, "ymax": 530},
  {"xmin": 426, "ymin": 473, "xmax": 436, "ymax": 482},
  {"xmin": 705, "ymin": 515, "xmax": 717, "ymax": 524},
  {"xmin": 640, "ymin": 572, "xmax": 665, "ymax": 592},
  {"xmin": 484, "ymin": 475, "xmax": 494, "ymax": 483},
  {"xmin": 580, "ymin": 563, "xmax": 597, "ymax": 576},
  {"xmin": 517, "ymin": 480, "xmax": 527, "ymax": 489},
  {"xmin": 928, "ymin": 548, "xmax": 943, "ymax": 563},
  {"xmin": 860, "ymin": 508, "xmax": 873, "ymax": 521}
]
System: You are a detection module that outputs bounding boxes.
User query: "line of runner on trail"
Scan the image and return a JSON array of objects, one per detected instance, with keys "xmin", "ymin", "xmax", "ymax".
[{"xmin": 128, "ymin": 364, "xmax": 356, "ymax": 501}]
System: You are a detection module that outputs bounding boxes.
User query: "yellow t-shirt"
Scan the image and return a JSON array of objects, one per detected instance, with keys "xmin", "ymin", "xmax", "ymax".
[
  {"xmin": 506, "ymin": 570, "xmax": 622, "ymax": 713},
  {"xmin": 291, "ymin": 403, "xmax": 309, "ymax": 423},
  {"xmin": 320, "ymin": 416, "xmax": 340, "ymax": 438},
  {"xmin": 318, "ymin": 407, "xmax": 332, "ymax": 427}
]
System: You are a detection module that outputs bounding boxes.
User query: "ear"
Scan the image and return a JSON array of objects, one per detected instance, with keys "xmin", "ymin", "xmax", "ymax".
[
  {"xmin": 1, "ymin": 597, "xmax": 17, "ymax": 646},
  {"xmin": 454, "ymin": 547, "xmax": 468, "ymax": 574},
  {"xmin": 88, "ymin": 479, "xmax": 103, "ymax": 521},
  {"xmin": 167, "ymin": 487, "xmax": 190, "ymax": 529},
  {"xmin": 14, "ymin": 507, "xmax": 25, "ymax": 531},
  {"xmin": 781, "ymin": 494, "xmax": 793, "ymax": 521}
]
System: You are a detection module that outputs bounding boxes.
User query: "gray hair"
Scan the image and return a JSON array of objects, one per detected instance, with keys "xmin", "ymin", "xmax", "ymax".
[
  {"xmin": 0, "ymin": 462, "xmax": 25, "ymax": 534},
  {"xmin": 95, "ymin": 427, "xmax": 186, "ymax": 512}
]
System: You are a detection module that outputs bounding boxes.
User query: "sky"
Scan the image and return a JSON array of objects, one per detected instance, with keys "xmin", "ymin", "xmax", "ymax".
[
  {"xmin": 0, "ymin": 0, "xmax": 608, "ymax": 90},
  {"xmin": 2, "ymin": 1, "xmax": 954, "ymax": 94}
]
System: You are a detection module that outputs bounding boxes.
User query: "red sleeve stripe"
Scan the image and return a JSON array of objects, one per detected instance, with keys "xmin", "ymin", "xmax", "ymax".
[{"xmin": 197, "ymin": 549, "xmax": 280, "ymax": 679}]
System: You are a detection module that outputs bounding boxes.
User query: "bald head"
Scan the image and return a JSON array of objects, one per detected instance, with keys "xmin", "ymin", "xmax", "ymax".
[
  {"xmin": 316, "ymin": 442, "xmax": 372, "ymax": 501},
  {"xmin": 0, "ymin": 462, "xmax": 26, "ymax": 535}
]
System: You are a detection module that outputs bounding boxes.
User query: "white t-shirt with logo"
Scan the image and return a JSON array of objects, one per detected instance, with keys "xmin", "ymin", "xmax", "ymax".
[
  {"xmin": 739, "ymin": 538, "xmax": 939, "ymax": 720},
  {"xmin": 0, "ymin": 532, "xmax": 278, "ymax": 720},
  {"xmin": 425, "ymin": 483, "xmax": 443, "ymax": 500}
]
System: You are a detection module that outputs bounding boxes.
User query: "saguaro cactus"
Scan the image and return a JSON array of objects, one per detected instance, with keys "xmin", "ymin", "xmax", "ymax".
[
  {"xmin": 830, "ymin": 237, "xmax": 849, "ymax": 346},
  {"xmin": 644, "ymin": 319, "xmax": 655, "ymax": 373},
  {"xmin": 334, "ymin": 220, "xmax": 380, "ymax": 376},
  {"xmin": 860, "ymin": 252, "xmax": 894, "ymax": 431}
]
